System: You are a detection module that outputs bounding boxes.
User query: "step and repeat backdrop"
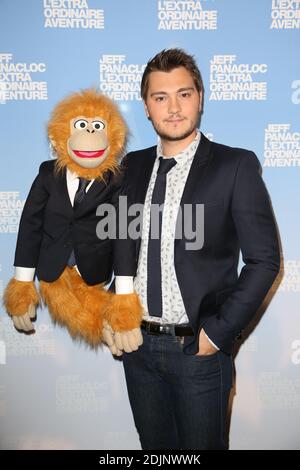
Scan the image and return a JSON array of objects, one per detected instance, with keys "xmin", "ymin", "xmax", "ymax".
[{"xmin": 0, "ymin": 0, "xmax": 299, "ymax": 450}]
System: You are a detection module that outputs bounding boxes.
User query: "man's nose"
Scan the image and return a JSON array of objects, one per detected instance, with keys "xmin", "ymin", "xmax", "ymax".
[{"xmin": 168, "ymin": 96, "xmax": 181, "ymax": 114}]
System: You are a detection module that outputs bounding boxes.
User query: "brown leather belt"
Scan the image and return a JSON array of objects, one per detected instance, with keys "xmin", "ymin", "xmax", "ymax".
[{"xmin": 141, "ymin": 319, "xmax": 194, "ymax": 336}]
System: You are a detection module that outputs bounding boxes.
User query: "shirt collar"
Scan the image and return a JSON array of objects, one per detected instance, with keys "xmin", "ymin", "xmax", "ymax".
[
  {"xmin": 156, "ymin": 129, "xmax": 201, "ymax": 164},
  {"xmin": 66, "ymin": 167, "xmax": 78, "ymax": 182},
  {"xmin": 66, "ymin": 168, "xmax": 94, "ymax": 183}
]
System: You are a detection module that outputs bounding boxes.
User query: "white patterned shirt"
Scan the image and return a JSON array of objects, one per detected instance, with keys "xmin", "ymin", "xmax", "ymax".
[{"xmin": 134, "ymin": 131, "xmax": 201, "ymax": 324}]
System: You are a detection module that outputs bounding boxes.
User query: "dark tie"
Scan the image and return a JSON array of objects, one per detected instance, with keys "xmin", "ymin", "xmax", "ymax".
[
  {"xmin": 147, "ymin": 157, "xmax": 177, "ymax": 317},
  {"xmin": 67, "ymin": 177, "xmax": 90, "ymax": 267},
  {"xmin": 73, "ymin": 177, "xmax": 90, "ymax": 209}
]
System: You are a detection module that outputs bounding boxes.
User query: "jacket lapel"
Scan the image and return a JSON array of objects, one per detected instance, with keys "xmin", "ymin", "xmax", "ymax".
[
  {"xmin": 134, "ymin": 147, "xmax": 156, "ymax": 256},
  {"xmin": 179, "ymin": 132, "xmax": 213, "ymax": 206},
  {"xmin": 135, "ymin": 147, "xmax": 157, "ymax": 204},
  {"xmin": 75, "ymin": 171, "xmax": 112, "ymax": 216},
  {"xmin": 56, "ymin": 168, "xmax": 74, "ymax": 217}
]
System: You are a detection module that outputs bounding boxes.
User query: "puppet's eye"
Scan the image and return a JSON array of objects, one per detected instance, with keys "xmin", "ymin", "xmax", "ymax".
[
  {"xmin": 92, "ymin": 120, "xmax": 105, "ymax": 131},
  {"xmin": 74, "ymin": 119, "xmax": 88, "ymax": 129}
]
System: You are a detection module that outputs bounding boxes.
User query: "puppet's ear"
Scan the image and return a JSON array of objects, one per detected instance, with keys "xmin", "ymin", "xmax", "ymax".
[
  {"xmin": 49, "ymin": 136, "xmax": 58, "ymax": 155},
  {"xmin": 49, "ymin": 136, "xmax": 57, "ymax": 158},
  {"xmin": 49, "ymin": 135, "xmax": 56, "ymax": 148}
]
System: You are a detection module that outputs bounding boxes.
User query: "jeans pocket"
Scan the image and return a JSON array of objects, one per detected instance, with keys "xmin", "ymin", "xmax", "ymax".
[{"xmin": 192, "ymin": 351, "xmax": 219, "ymax": 361}]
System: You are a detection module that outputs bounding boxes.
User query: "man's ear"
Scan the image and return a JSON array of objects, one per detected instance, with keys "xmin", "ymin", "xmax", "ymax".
[
  {"xmin": 143, "ymin": 101, "xmax": 150, "ymax": 119},
  {"xmin": 199, "ymin": 91, "xmax": 203, "ymax": 113}
]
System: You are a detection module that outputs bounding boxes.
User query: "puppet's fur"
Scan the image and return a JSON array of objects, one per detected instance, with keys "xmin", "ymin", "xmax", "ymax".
[
  {"xmin": 40, "ymin": 267, "xmax": 110, "ymax": 347},
  {"xmin": 48, "ymin": 89, "xmax": 127, "ymax": 181},
  {"xmin": 4, "ymin": 279, "xmax": 39, "ymax": 316},
  {"xmin": 4, "ymin": 89, "xmax": 131, "ymax": 347},
  {"xmin": 104, "ymin": 292, "xmax": 143, "ymax": 331}
]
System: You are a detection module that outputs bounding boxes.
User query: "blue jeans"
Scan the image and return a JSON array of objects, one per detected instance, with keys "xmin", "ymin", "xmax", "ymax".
[{"xmin": 122, "ymin": 328, "xmax": 233, "ymax": 450}]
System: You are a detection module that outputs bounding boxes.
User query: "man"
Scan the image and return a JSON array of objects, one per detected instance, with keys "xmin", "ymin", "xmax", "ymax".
[{"xmin": 107, "ymin": 49, "xmax": 280, "ymax": 450}]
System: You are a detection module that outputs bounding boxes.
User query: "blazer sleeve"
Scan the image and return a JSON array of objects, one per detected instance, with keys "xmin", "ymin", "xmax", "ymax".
[
  {"xmin": 112, "ymin": 152, "xmax": 137, "ymax": 277},
  {"xmin": 14, "ymin": 162, "xmax": 51, "ymax": 269},
  {"xmin": 203, "ymin": 151, "xmax": 281, "ymax": 354}
]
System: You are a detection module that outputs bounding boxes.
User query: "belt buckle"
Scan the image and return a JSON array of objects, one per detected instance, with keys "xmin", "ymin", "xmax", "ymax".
[
  {"xmin": 146, "ymin": 321, "xmax": 154, "ymax": 334},
  {"xmin": 161, "ymin": 324, "xmax": 173, "ymax": 335},
  {"xmin": 147, "ymin": 321, "xmax": 160, "ymax": 335}
]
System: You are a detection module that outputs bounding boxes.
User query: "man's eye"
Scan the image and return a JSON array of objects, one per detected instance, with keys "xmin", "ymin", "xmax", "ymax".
[
  {"xmin": 180, "ymin": 92, "xmax": 191, "ymax": 98},
  {"xmin": 155, "ymin": 96, "xmax": 165, "ymax": 102}
]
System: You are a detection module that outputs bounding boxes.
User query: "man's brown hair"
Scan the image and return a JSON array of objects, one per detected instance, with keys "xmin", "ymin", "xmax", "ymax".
[{"xmin": 141, "ymin": 48, "xmax": 204, "ymax": 101}]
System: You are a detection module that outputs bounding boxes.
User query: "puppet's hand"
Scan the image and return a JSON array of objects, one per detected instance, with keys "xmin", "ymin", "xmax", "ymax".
[
  {"xmin": 114, "ymin": 327, "xmax": 143, "ymax": 353},
  {"xmin": 12, "ymin": 303, "xmax": 36, "ymax": 332},
  {"xmin": 104, "ymin": 292, "xmax": 144, "ymax": 353},
  {"xmin": 102, "ymin": 320, "xmax": 123, "ymax": 356},
  {"xmin": 3, "ymin": 278, "xmax": 39, "ymax": 333},
  {"xmin": 104, "ymin": 292, "xmax": 143, "ymax": 331}
]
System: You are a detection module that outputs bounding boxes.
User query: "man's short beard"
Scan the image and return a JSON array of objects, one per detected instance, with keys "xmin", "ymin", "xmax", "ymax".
[{"xmin": 150, "ymin": 120, "xmax": 198, "ymax": 142}]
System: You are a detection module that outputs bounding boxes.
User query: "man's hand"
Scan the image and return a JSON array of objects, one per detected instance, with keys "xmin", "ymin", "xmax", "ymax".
[
  {"xmin": 196, "ymin": 328, "xmax": 218, "ymax": 356},
  {"xmin": 12, "ymin": 303, "xmax": 36, "ymax": 333}
]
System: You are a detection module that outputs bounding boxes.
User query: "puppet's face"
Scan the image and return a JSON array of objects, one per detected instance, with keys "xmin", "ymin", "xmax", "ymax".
[
  {"xmin": 48, "ymin": 89, "xmax": 127, "ymax": 180},
  {"xmin": 67, "ymin": 116, "xmax": 110, "ymax": 169}
]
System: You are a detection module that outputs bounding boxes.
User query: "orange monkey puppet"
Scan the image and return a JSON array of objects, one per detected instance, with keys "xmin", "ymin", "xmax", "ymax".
[{"xmin": 3, "ymin": 89, "xmax": 143, "ymax": 350}]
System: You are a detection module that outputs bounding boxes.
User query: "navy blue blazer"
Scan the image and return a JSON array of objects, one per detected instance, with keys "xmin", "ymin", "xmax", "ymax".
[
  {"xmin": 113, "ymin": 133, "xmax": 280, "ymax": 355},
  {"xmin": 14, "ymin": 160, "xmax": 120, "ymax": 285}
]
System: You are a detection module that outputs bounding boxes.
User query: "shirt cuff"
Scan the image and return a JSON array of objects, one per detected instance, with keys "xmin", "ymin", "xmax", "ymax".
[
  {"xmin": 115, "ymin": 276, "xmax": 134, "ymax": 294},
  {"xmin": 14, "ymin": 267, "xmax": 35, "ymax": 282},
  {"xmin": 203, "ymin": 330, "xmax": 220, "ymax": 351}
]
